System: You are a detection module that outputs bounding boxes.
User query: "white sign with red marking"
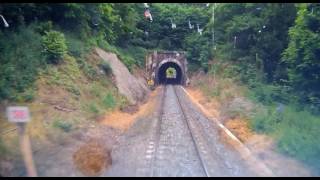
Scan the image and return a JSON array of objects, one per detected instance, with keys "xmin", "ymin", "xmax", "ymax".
[{"xmin": 6, "ymin": 106, "xmax": 30, "ymax": 123}]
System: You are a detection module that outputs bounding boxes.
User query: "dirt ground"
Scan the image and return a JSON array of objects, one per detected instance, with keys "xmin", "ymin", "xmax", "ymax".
[{"xmin": 185, "ymin": 86, "xmax": 313, "ymax": 177}]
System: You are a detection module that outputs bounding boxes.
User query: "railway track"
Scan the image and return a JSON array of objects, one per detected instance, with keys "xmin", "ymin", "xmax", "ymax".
[
  {"xmin": 149, "ymin": 85, "xmax": 166, "ymax": 176},
  {"xmin": 146, "ymin": 85, "xmax": 210, "ymax": 176},
  {"xmin": 107, "ymin": 85, "xmax": 267, "ymax": 177},
  {"xmin": 172, "ymin": 85, "xmax": 210, "ymax": 177},
  {"xmin": 145, "ymin": 85, "xmax": 255, "ymax": 177}
]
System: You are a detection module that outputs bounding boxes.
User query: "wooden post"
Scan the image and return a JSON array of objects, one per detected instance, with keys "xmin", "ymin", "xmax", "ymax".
[{"xmin": 16, "ymin": 123, "xmax": 37, "ymax": 177}]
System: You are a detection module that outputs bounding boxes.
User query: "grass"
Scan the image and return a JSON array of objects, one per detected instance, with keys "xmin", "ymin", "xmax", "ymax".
[
  {"xmin": 90, "ymin": 82, "xmax": 104, "ymax": 98},
  {"xmin": 250, "ymin": 104, "xmax": 320, "ymax": 170},
  {"xmin": 249, "ymin": 105, "xmax": 280, "ymax": 134},
  {"xmin": 195, "ymin": 61, "xmax": 320, "ymax": 173},
  {"xmin": 102, "ymin": 93, "xmax": 116, "ymax": 109},
  {"xmin": 52, "ymin": 119, "xmax": 73, "ymax": 132},
  {"xmin": 15, "ymin": 87, "xmax": 36, "ymax": 103},
  {"xmin": 88, "ymin": 103, "xmax": 100, "ymax": 114},
  {"xmin": 0, "ymin": 138, "xmax": 7, "ymax": 155},
  {"xmin": 117, "ymin": 45, "xmax": 147, "ymax": 68},
  {"xmin": 64, "ymin": 32, "xmax": 89, "ymax": 58},
  {"xmin": 97, "ymin": 39, "xmax": 147, "ymax": 72},
  {"xmin": 196, "ymin": 72, "xmax": 242, "ymax": 104},
  {"xmin": 42, "ymin": 55, "xmax": 83, "ymax": 97},
  {"xmin": 85, "ymin": 90, "xmax": 117, "ymax": 116}
]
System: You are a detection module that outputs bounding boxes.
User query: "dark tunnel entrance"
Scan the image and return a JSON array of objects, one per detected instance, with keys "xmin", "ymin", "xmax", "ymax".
[{"xmin": 157, "ymin": 62, "xmax": 183, "ymax": 85}]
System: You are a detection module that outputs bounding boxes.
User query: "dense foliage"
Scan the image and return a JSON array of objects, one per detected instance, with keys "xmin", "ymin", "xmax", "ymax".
[
  {"xmin": 282, "ymin": 4, "xmax": 320, "ymax": 111},
  {"xmin": 0, "ymin": 25, "xmax": 45, "ymax": 102},
  {"xmin": 211, "ymin": 3, "xmax": 320, "ymax": 114}
]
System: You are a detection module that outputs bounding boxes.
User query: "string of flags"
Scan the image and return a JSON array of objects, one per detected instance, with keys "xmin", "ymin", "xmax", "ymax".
[
  {"xmin": 170, "ymin": 18, "xmax": 176, "ymax": 29},
  {"xmin": 143, "ymin": 3, "xmax": 149, "ymax": 8},
  {"xmin": 197, "ymin": 24, "xmax": 203, "ymax": 35},
  {"xmin": 144, "ymin": 3, "xmax": 153, "ymax": 22},
  {"xmin": 142, "ymin": 3, "xmax": 205, "ymax": 35},
  {"xmin": 144, "ymin": 9, "xmax": 153, "ymax": 22},
  {"xmin": 188, "ymin": 19, "xmax": 194, "ymax": 29}
]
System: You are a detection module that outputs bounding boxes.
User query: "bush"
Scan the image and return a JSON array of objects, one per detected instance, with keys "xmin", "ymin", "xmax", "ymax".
[
  {"xmin": 42, "ymin": 30, "xmax": 68, "ymax": 64},
  {"xmin": 76, "ymin": 57, "xmax": 99, "ymax": 80},
  {"xmin": 35, "ymin": 21, "xmax": 53, "ymax": 35},
  {"xmin": 65, "ymin": 33, "xmax": 88, "ymax": 58},
  {"xmin": 250, "ymin": 104, "xmax": 320, "ymax": 170},
  {"xmin": 0, "ymin": 25, "xmax": 45, "ymax": 102},
  {"xmin": 277, "ymin": 107, "xmax": 320, "ymax": 170},
  {"xmin": 53, "ymin": 119, "xmax": 72, "ymax": 132},
  {"xmin": 84, "ymin": 64, "xmax": 99, "ymax": 80},
  {"xmin": 118, "ymin": 54, "xmax": 135, "ymax": 72},
  {"xmin": 90, "ymin": 83, "xmax": 102, "ymax": 98},
  {"xmin": 102, "ymin": 93, "xmax": 116, "ymax": 109},
  {"xmin": 97, "ymin": 39, "xmax": 137, "ymax": 71},
  {"xmin": 250, "ymin": 105, "xmax": 281, "ymax": 133},
  {"xmin": 120, "ymin": 45, "xmax": 147, "ymax": 68},
  {"xmin": 88, "ymin": 103, "xmax": 99, "ymax": 114},
  {"xmin": 15, "ymin": 87, "xmax": 36, "ymax": 102},
  {"xmin": 66, "ymin": 85, "xmax": 81, "ymax": 96},
  {"xmin": 97, "ymin": 39, "xmax": 119, "ymax": 54},
  {"xmin": 247, "ymin": 83, "xmax": 291, "ymax": 105}
]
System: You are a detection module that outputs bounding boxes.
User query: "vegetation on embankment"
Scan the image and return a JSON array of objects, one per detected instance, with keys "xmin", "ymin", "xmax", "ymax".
[
  {"xmin": 192, "ymin": 59, "xmax": 320, "ymax": 174},
  {"xmin": 200, "ymin": 4, "xmax": 320, "ymax": 173},
  {"xmin": 0, "ymin": 41, "xmax": 126, "ymax": 162},
  {"xmin": 0, "ymin": 4, "xmax": 147, "ymax": 174}
]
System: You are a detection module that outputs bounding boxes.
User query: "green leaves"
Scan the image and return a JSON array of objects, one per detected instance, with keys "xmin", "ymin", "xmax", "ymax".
[
  {"xmin": 42, "ymin": 30, "xmax": 68, "ymax": 64},
  {"xmin": 0, "ymin": 25, "xmax": 45, "ymax": 102},
  {"xmin": 282, "ymin": 4, "xmax": 320, "ymax": 107}
]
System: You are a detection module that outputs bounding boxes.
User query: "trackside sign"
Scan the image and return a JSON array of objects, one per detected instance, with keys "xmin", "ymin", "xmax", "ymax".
[{"xmin": 6, "ymin": 106, "xmax": 30, "ymax": 123}]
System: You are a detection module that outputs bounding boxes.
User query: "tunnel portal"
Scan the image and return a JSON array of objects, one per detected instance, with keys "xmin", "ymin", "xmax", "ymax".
[
  {"xmin": 146, "ymin": 51, "xmax": 188, "ymax": 86},
  {"xmin": 157, "ymin": 62, "xmax": 182, "ymax": 85}
]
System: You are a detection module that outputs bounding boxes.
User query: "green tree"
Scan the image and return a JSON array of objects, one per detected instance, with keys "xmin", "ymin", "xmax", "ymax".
[
  {"xmin": 282, "ymin": 4, "xmax": 320, "ymax": 108},
  {"xmin": 213, "ymin": 3, "xmax": 296, "ymax": 84}
]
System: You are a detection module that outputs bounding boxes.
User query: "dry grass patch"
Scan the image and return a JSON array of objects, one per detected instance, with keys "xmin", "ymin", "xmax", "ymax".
[
  {"xmin": 73, "ymin": 140, "xmax": 112, "ymax": 176},
  {"xmin": 100, "ymin": 87, "xmax": 159, "ymax": 131}
]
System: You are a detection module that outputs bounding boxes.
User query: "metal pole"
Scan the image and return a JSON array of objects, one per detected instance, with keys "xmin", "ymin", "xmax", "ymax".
[
  {"xmin": 212, "ymin": 4, "xmax": 215, "ymax": 46},
  {"xmin": 211, "ymin": 4, "xmax": 217, "ymax": 50}
]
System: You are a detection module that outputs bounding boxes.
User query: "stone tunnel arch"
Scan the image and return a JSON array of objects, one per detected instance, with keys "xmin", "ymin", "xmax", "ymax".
[
  {"xmin": 146, "ymin": 51, "xmax": 189, "ymax": 86},
  {"xmin": 157, "ymin": 60, "xmax": 183, "ymax": 85}
]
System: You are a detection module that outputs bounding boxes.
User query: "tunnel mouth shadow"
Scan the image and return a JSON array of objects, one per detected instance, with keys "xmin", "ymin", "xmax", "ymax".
[{"xmin": 157, "ymin": 62, "xmax": 183, "ymax": 85}]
